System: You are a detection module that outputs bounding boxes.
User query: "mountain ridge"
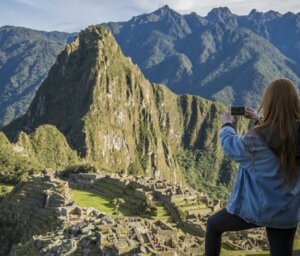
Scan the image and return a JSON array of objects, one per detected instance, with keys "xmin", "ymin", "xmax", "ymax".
[{"xmin": 103, "ymin": 6, "xmax": 300, "ymax": 107}]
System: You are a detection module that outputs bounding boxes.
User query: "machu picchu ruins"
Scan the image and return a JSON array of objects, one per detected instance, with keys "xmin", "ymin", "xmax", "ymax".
[
  {"xmin": 0, "ymin": 169, "xmax": 272, "ymax": 255},
  {"xmin": 68, "ymin": 171, "xmax": 269, "ymax": 252}
]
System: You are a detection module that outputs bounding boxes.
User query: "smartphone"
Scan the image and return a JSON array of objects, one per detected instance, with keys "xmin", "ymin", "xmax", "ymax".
[{"xmin": 231, "ymin": 106, "xmax": 246, "ymax": 116}]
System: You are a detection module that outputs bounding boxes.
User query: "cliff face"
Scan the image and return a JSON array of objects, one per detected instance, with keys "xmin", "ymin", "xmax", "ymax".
[{"xmin": 2, "ymin": 26, "xmax": 248, "ymax": 191}]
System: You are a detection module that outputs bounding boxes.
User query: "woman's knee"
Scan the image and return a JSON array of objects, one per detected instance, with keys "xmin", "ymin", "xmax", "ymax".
[
  {"xmin": 206, "ymin": 208, "xmax": 228, "ymax": 234},
  {"xmin": 206, "ymin": 215, "xmax": 221, "ymax": 233}
]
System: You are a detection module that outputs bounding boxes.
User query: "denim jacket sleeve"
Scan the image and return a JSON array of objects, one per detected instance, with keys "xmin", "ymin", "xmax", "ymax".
[{"xmin": 220, "ymin": 124, "xmax": 250, "ymax": 162}]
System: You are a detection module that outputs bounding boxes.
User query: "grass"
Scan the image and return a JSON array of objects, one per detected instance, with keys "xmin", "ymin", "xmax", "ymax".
[
  {"xmin": 220, "ymin": 238, "xmax": 300, "ymax": 255},
  {"xmin": 70, "ymin": 188, "xmax": 135, "ymax": 216},
  {"xmin": 151, "ymin": 202, "xmax": 174, "ymax": 223},
  {"xmin": 221, "ymin": 247, "xmax": 268, "ymax": 256},
  {"xmin": 155, "ymin": 204, "xmax": 170, "ymax": 215},
  {"xmin": 294, "ymin": 238, "xmax": 300, "ymax": 248},
  {"xmin": 0, "ymin": 183, "xmax": 14, "ymax": 196},
  {"xmin": 70, "ymin": 188, "xmax": 176, "ymax": 225}
]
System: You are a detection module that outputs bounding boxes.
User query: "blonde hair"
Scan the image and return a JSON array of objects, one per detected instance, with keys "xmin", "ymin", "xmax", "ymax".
[{"xmin": 255, "ymin": 78, "xmax": 300, "ymax": 187}]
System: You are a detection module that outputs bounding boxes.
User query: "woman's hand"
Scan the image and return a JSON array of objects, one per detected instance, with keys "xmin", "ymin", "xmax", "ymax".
[
  {"xmin": 222, "ymin": 107, "xmax": 233, "ymax": 124},
  {"xmin": 245, "ymin": 108, "xmax": 259, "ymax": 122}
]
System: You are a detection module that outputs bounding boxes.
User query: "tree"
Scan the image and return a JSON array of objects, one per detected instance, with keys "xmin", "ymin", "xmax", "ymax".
[
  {"xmin": 141, "ymin": 197, "xmax": 155, "ymax": 217},
  {"xmin": 112, "ymin": 198, "xmax": 125, "ymax": 216},
  {"xmin": 177, "ymin": 208, "xmax": 187, "ymax": 221},
  {"xmin": 184, "ymin": 198, "xmax": 189, "ymax": 206}
]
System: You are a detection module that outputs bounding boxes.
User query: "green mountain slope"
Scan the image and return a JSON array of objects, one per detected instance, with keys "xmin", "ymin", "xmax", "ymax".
[
  {"xmin": 0, "ymin": 125, "xmax": 80, "ymax": 183},
  {"xmin": 0, "ymin": 26, "xmax": 75, "ymax": 128},
  {"xmin": 2, "ymin": 26, "xmax": 249, "ymax": 198}
]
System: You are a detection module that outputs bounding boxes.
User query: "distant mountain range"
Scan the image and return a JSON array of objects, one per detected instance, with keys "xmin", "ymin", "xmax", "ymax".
[
  {"xmin": 0, "ymin": 6, "xmax": 300, "ymax": 127},
  {"xmin": 0, "ymin": 26, "xmax": 75, "ymax": 127},
  {"xmin": 104, "ymin": 5, "xmax": 300, "ymax": 105}
]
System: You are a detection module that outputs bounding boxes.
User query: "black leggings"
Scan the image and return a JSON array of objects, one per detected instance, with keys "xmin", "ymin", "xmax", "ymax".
[{"xmin": 205, "ymin": 208, "xmax": 297, "ymax": 256}]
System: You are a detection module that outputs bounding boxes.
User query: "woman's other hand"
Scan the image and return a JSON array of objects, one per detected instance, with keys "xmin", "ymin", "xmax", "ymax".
[
  {"xmin": 245, "ymin": 108, "xmax": 259, "ymax": 122},
  {"xmin": 222, "ymin": 107, "xmax": 233, "ymax": 124}
]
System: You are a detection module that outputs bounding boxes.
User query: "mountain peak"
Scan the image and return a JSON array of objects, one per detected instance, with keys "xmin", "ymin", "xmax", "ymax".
[
  {"xmin": 152, "ymin": 4, "xmax": 179, "ymax": 17},
  {"xmin": 264, "ymin": 10, "xmax": 282, "ymax": 19},
  {"xmin": 127, "ymin": 5, "xmax": 190, "ymax": 38},
  {"xmin": 4, "ymin": 25, "xmax": 124, "ymax": 152},
  {"xmin": 206, "ymin": 7, "xmax": 236, "ymax": 25},
  {"xmin": 283, "ymin": 11, "xmax": 296, "ymax": 18},
  {"xmin": 248, "ymin": 9, "xmax": 282, "ymax": 21},
  {"xmin": 159, "ymin": 4, "xmax": 170, "ymax": 11},
  {"xmin": 130, "ymin": 5, "xmax": 179, "ymax": 23},
  {"xmin": 265, "ymin": 10, "xmax": 281, "ymax": 16},
  {"xmin": 249, "ymin": 9, "xmax": 263, "ymax": 18},
  {"xmin": 209, "ymin": 7, "xmax": 232, "ymax": 15}
]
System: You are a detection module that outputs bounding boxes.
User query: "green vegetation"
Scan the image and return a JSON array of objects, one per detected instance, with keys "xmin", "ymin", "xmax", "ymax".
[
  {"xmin": 70, "ymin": 188, "xmax": 134, "ymax": 216},
  {"xmin": 0, "ymin": 125, "xmax": 82, "ymax": 183},
  {"xmin": 112, "ymin": 197, "xmax": 125, "ymax": 216},
  {"xmin": 1, "ymin": 27, "xmax": 294, "ymax": 256},
  {"xmin": 0, "ymin": 183, "xmax": 13, "ymax": 198},
  {"xmin": 221, "ymin": 247, "xmax": 268, "ymax": 256},
  {"xmin": 176, "ymin": 148, "xmax": 233, "ymax": 200},
  {"xmin": 220, "ymin": 238, "xmax": 300, "ymax": 255},
  {"xmin": 152, "ymin": 203, "xmax": 173, "ymax": 222},
  {"xmin": 61, "ymin": 163, "xmax": 97, "ymax": 177},
  {"xmin": 70, "ymin": 188, "xmax": 175, "ymax": 224},
  {"xmin": 16, "ymin": 125, "xmax": 81, "ymax": 168},
  {"xmin": 0, "ymin": 132, "xmax": 42, "ymax": 183},
  {"xmin": 127, "ymin": 160, "xmax": 144, "ymax": 176}
]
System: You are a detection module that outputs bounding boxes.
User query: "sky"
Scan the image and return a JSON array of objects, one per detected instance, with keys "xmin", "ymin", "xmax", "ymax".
[{"xmin": 0, "ymin": 0, "xmax": 300, "ymax": 32}]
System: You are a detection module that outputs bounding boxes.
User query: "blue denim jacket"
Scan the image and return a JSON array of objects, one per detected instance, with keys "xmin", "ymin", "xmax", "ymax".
[{"xmin": 220, "ymin": 125, "xmax": 300, "ymax": 228}]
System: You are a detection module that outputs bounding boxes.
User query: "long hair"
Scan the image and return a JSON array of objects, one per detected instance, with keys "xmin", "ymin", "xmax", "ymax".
[{"xmin": 254, "ymin": 78, "xmax": 300, "ymax": 187}]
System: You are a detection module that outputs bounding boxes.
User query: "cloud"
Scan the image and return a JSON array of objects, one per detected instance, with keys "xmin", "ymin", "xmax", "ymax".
[
  {"xmin": 162, "ymin": 0, "xmax": 300, "ymax": 15},
  {"xmin": 0, "ymin": 0, "xmax": 299, "ymax": 32},
  {"xmin": 15, "ymin": 0, "xmax": 44, "ymax": 8}
]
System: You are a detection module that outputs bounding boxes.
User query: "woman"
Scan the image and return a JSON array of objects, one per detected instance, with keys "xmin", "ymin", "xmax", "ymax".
[{"xmin": 205, "ymin": 78, "xmax": 300, "ymax": 256}]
